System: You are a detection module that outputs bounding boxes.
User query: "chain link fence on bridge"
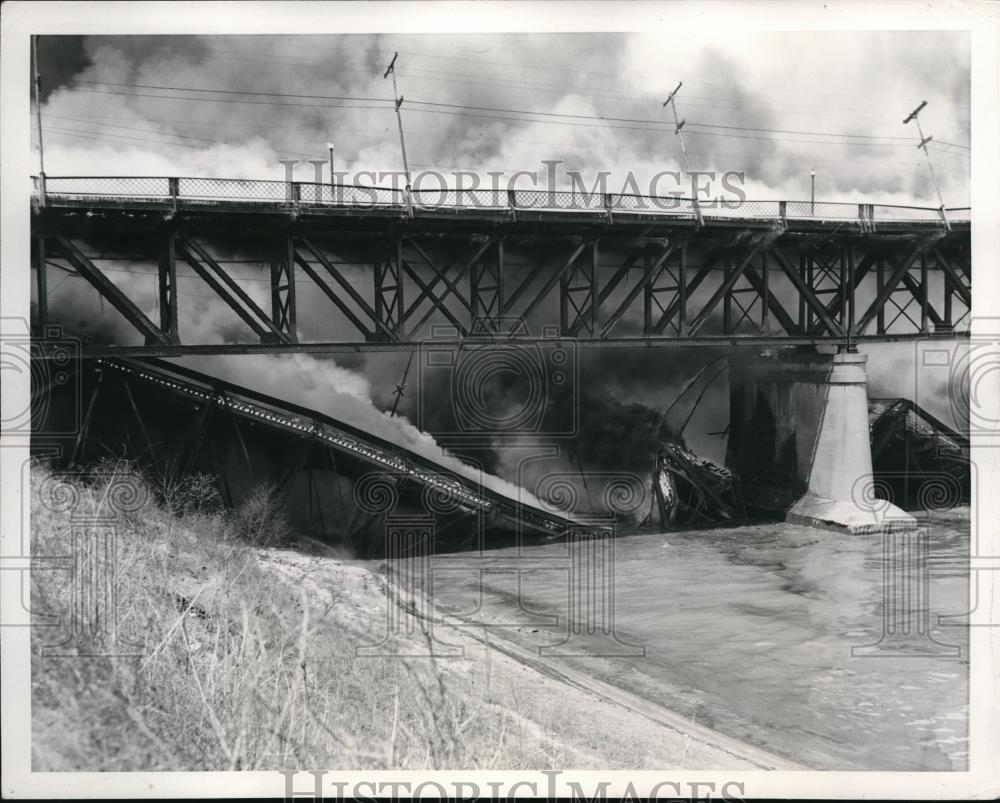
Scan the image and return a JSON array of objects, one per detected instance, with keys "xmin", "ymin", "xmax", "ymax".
[
  {"xmin": 41, "ymin": 176, "xmax": 172, "ymax": 199},
  {"xmin": 33, "ymin": 176, "xmax": 965, "ymax": 226},
  {"xmin": 178, "ymin": 177, "xmax": 288, "ymax": 202},
  {"xmin": 785, "ymin": 201, "xmax": 863, "ymax": 220}
]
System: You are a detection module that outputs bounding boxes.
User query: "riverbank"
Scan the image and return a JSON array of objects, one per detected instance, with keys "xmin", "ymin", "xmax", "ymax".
[{"xmin": 30, "ymin": 462, "xmax": 793, "ymax": 770}]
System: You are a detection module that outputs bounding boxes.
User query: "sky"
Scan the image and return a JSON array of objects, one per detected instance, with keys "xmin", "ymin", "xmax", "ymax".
[{"xmin": 34, "ymin": 31, "xmax": 971, "ymax": 206}]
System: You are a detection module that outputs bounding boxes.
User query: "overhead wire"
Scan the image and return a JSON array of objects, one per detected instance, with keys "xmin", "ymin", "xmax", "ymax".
[{"xmin": 64, "ymin": 79, "xmax": 967, "ymax": 151}]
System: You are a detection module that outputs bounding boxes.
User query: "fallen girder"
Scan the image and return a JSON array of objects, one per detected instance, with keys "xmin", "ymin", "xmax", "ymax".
[{"xmin": 36, "ymin": 356, "xmax": 580, "ymax": 552}]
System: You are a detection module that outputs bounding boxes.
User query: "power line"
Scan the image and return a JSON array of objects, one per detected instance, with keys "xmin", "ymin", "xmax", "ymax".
[
  {"xmin": 46, "ymin": 126, "xmax": 209, "ymax": 151},
  {"xmin": 402, "ymin": 106, "xmax": 953, "ymax": 150},
  {"xmin": 67, "ymin": 87, "xmax": 393, "ymax": 113},
  {"xmin": 686, "ymin": 121, "xmax": 911, "ymax": 141},
  {"xmin": 64, "ymin": 80, "xmax": 958, "ymax": 147},
  {"xmin": 172, "ymin": 44, "xmax": 961, "ymax": 122},
  {"xmin": 69, "ymin": 79, "xmax": 390, "ymax": 104},
  {"xmin": 394, "ymin": 66, "xmax": 915, "ymax": 119},
  {"xmin": 41, "ymin": 115, "xmax": 969, "ymax": 178},
  {"xmin": 402, "ymin": 99, "xmax": 928, "ymax": 144},
  {"xmin": 46, "ymin": 114, "xmax": 239, "ymax": 145},
  {"xmin": 41, "ymin": 109, "xmax": 967, "ymax": 164},
  {"xmin": 359, "ymin": 44, "xmax": 971, "ymax": 109},
  {"xmin": 44, "ymin": 124, "xmax": 316, "ymax": 159}
]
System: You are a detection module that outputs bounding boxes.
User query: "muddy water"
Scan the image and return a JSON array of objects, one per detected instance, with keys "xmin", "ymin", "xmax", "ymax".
[{"xmin": 398, "ymin": 509, "xmax": 969, "ymax": 770}]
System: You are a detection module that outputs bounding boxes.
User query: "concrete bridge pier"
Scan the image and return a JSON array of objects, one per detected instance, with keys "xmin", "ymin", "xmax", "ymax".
[{"xmin": 728, "ymin": 348, "xmax": 917, "ymax": 534}]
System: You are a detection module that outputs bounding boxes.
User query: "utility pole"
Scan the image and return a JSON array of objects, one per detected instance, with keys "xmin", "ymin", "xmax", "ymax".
[
  {"xmin": 903, "ymin": 100, "xmax": 950, "ymax": 231},
  {"xmin": 810, "ymin": 169, "xmax": 816, "ymax": 215},
  {"xmin": 384, "ymin": 52, "xmax": 413, "ymax": 215},
  {"xmin": 32, "ymin": 36, "xmax": 46, "ymax": 203},
  {"xmin": 663, "ymin": 82, "xmax": 702, "ymax": 224},
  {"xmin": 389, "ymin": 351, "xmax": 415, "ymax": 417}
]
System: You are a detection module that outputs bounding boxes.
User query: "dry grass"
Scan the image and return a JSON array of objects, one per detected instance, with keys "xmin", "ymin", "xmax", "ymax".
[{"xmin": 29, "ymin": 460, "xmax": 554, "ymax": 771}]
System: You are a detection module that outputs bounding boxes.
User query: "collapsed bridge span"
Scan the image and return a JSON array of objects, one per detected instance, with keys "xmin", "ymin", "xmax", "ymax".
[{"xmin": 34, "ymin": 356, "xmax": 579, "ymax": 554}]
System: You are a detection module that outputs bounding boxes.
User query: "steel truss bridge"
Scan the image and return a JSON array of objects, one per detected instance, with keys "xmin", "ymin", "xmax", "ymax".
[
  {"xmin": 31, "ymin": 176, "xmax": 971, "ymax": 356},
  {"xmin": 37, "ymin": 355, "xmax": 578, "ymax": 552}
]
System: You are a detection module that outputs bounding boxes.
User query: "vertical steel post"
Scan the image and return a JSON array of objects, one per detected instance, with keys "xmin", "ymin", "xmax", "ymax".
[
  {"xmin": 876, "ymin": 258, "xmax": 886, "ymax": 335},
  {"xmin": 395, "ymin": 237, "xmax": 405, "ymax": 334},
  {"xmin": 590, "ymin": 238, "xmax": 599, "ymax": 337},
  {"xmin": 559, "ymin": 258, "xmax": 571, "ymax": 335},
  {"xmin": 157, "ymin": 232, "xmax": 179, "ymax": 341},
  {"xmin": 723, "ymin": 261, "xmax": 733, "ymax": 334},
  {"xmin": 496, "ymin": 236, "xmax": 505, "ymax": 320},
  {"xmin": 839, "ymin": 247, "xmax": 848, "ymax": 336},
  {"xmin": 920, "ymin": 252, "xmax": 929, "ymax": 333},
  {"xmin": 847, "ymin": 247, "xmax": 856, "ymax": 347},
  {"xmin": 806, "ymin": 254, "xmax": 814, "ymax": 331},
  {"xmin": 761, "ymin": 250, "xmax": 770, "ymax": 333},
  {"xmin": 798, "ymin": 253, "xmax": 807, "ymax": 330},
  {"xmin": 33, "ymin": 235, "xmax": 48, "ymax": 329},
  {"xmin": 943, "ymin": 264, "xmax": 953, "ymax": 330},
  {"xmin": 270, "ymin": 236, "xmax": 297, "ymax": 340},
  {"xmin": 642, "ymin": 253, "xmax": 653, "ymax": 335},
  {"xmin": 678, "ymin": 242, "xmax": 687, "ymax": 336}
]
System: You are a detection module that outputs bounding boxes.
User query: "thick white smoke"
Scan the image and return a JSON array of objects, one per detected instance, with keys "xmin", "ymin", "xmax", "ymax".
[{"xmin": 36, "ymin": 32, "xmax": 969, "ymax": 204}]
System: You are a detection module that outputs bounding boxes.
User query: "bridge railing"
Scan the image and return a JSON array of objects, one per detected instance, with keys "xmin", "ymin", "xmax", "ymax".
[
  {"xmin": 178, "ymin": 177, "xmax": 289, "ymax": 202},
  {"xmin": 41, "ymin": 175, "xmax": 173, "ymax": 199},
  {"xmin": 31, "ymin": 175, "xmax": 965, "ymax": 226},
  {"xmin": 868, "ymin": 204, "xmax": 950, "ymax": 222},
  {"xmin": 701, "ymin": 200, "xmax": 782, "ymax": 218},
  {"xmin": 412, "ymin": 188, "xmax": 509, "ymax": 209},
  {"xmin": 785, "ymin": 201, "xmax": 864, "ymax": 220}
]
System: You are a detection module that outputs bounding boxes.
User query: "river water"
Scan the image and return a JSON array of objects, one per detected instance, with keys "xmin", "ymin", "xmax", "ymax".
[{"xmin": 404, "ymin": 508, "xmax": 969, "ymax": 770}]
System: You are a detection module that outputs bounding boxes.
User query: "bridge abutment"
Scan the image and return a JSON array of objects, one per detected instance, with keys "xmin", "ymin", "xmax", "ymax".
[{"xmin": 728, "ymin": 348, "xmax": 916, "ymax": 534}]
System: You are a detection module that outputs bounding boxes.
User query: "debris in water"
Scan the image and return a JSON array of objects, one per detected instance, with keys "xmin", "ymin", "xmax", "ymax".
[{"xmin": 645, "ymin": 439, "xmax": 746, "ymax": 528}]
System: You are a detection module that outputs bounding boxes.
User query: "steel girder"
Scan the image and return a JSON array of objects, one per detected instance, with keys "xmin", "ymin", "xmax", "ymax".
[{"xmin": 30, "ymin": 221, "xmax": 971, "ymax": 354}]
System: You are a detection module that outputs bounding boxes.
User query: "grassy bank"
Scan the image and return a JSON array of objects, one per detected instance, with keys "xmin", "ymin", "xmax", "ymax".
[
  {"xmin": 29, "ymin": 460, "xmax": 538, "ymax": 771},
  {"xmin": 30, "ymin": 460, "xmax": 791, "ymax": 771}
]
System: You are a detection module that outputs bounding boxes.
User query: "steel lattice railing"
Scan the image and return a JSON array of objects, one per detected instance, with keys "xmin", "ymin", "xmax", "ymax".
[
  {"xmin": 702, "ymin": 200, "xmax": 782, "ymax": 218},
  {"xmin": 412, "ymin": 188, "xmax": 508, "ymax": 209},
  {"xmin": 31, "ymin": 175, "xmax": 966, "ymax": 226},
  {"xmin": 41, "ymin": 176, "xmax": 171, "ymax": 198},
  {"xmin": 869, "ymin": 204, "xmax": 947, "ymax": 222},
  {"xmin": 302, "ymin": 182, "xmax": 403, "ymax": 206},
  {"xmin": 785, "ymin": 201, "xmax": 864, "ymax": 220},
  {"xmin": 179, "ymin": 177, "xmax": 288, "ymax": 201}
]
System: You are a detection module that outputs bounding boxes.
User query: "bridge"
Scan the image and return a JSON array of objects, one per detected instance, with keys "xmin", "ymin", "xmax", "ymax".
[
  {"xmin": 29, "ymin": 175, "xmax": 971, "ymax": 535},
  {"xmin": 33, "ymin": 354, "xmax": 577, "ymax": 555},
  {"xmin": 30, "ymin": 176, "xmax": 970, "ymax": 356}
]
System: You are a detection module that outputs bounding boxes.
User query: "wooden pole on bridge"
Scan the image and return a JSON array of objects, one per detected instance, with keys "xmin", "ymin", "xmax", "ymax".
[
  {"xmin": 903, "ymin": 100, "xmax": 950, "ymax": 231},
  {"xmin": 384, "ymin": 52, "xmax": 413, "ymax": 215},
  {"xmin": 32, "ymin": 36, "xmax": 46, "ymax": 204},
  {"xmin": 663, "ymin": 82, "xmax": 702, "ymax": 225}
]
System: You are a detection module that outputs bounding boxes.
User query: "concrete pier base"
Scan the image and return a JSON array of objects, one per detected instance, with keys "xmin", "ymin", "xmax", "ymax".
[{"xmin": 728, "ymin": 348, "xmax": 916, "ymax": 534}]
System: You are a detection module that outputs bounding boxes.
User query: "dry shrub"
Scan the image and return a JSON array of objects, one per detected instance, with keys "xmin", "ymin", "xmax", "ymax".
[
  {"xmin": 158, "ymin": 472, "xmax": 224, "ymax": 516},
  {"xmin": 229, "ymin": 480, "xmax": 293, "ymax": 547}
]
